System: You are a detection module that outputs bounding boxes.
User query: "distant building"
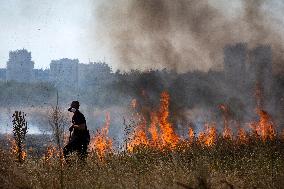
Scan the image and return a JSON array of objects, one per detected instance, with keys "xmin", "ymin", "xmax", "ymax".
[
  {"xmin": 248, "ymin": 45, "xmax": 273, "ymax": 108},
  {"xmin": 3, "ymin": 49, "xmax": 115, "ymax": 87},
  {"xmin": 50, "ymin": 58, "xmax": 79, "ymax": 88},
  {"xmin": 6, "ymin": 49, "xmax": 35, "ymax": 82},
  {"xmin": 78, "ymin": 62, "xmax": 112, "ymax": 87},
  {"xmin": 224, "ymin": 43, "xmax": 247, "ymax": 90},
  {"xmin": 248, "ymin": 45, "xmax": 272, "ymax": 85},
  {"xmin": 223, "ymin": 43, "xmax": 273, "ymax": 110},
  {"xmin": 0, "ymin": 69, "xmax": 6, "ymax": 81},
  {"xmin": 34, "ymin": 69, "xmax": 50, "ymax": 82}
]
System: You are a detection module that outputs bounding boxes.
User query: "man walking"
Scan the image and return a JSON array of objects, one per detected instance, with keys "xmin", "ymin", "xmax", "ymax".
[{"xmin": 63, "ymin": 101, "xmax": 90, "ymax": 162}]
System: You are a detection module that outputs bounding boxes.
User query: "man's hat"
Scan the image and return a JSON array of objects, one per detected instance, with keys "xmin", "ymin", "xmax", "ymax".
[{"xmin": 68, "ymin": 101, "xmax": 80, "ymax": 111}]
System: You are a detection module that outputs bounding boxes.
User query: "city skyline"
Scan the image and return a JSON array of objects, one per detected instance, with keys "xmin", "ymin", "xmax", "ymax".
[
  {"xmin": 2, "ymin": 48, "xmax": 107, "ymax": 70},
  {"xmin": 0, "ymin": 48, "xmax": 113, "ymax": 84},
  {"xmin": 1, "ymin": 1, "xmax": 283, "ymax": 71},
  {"xmin": 0, "ymin": 0, "xmax": 108, "ymax": 69}
]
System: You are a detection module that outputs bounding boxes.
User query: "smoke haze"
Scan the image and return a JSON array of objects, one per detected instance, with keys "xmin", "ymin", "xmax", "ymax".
[{"xmin": 93, "ymin": 0, "xmax": 284, "ymax": 73}]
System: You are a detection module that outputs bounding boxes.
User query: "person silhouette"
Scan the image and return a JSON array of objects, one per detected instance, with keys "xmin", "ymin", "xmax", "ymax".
[{"xmin": 63, "ymin": 101, "xmax": 90, "ymax": 163}]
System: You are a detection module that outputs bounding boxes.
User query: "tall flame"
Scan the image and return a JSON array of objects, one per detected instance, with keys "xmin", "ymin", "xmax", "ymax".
[
  {"xmin": 127, "ymin": 91, "xmax": 180, "ymax": 150},
  {"xmin": 219, "ymin": 104, "xmax": 233, "ymax": 140},
  {"xmin": 223, "ymin": 126, "xmax": 233, "ymax": 140},
  {"xmin": 188, "ymin": 127, "xmax": 195, "ymax": 143},
  {"xmin": 149, "ymin": 112, "xmax": 159, "ymax": 145},
  {"xmin": 198, "ymin": 123, "xmax": 217, "ymax": 147},
  {"xmin": 250, "ymin": 109, "xmax": 276, "ymax": 141},
  {"xmin": 91, "ymin": 113, "xmax": 113, "ymax": 160},
  {"xmin": 125, "ymin": 90, "xmax": 279, "ymax": 152},
  {"xmin": 237, "ymin": 127, "xmax": 248, "ymax": 143},
  {"xmin": 158, "ymin": 91, "xmax": 179, "ymax": 148},
  {"xmin": 127, "ymin": 117, "xmax": 148, "ymax": 152}
]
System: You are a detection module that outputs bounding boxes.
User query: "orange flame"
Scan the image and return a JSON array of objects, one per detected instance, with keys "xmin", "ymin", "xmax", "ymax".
[
  {"xmin": 198, "ymin": 123, "xmax": 217, "ymax": 147},
  {"xmin": 127, "ymin": 91, "xmax": 180, "ymax": 150},
  {"xmin": 127, "ymin": 125, "xmax": 148, "ymax": 152},
  {"xmin": 149, "ymin": 112, "xmax": 159, "ymax": 145},
  {"xmin": 188, "ymin": 127, "xmax": 195, "ymax": 143},
  {"xmin": 223, "ymin": 126, "xmax": 233, "ymax": 140},
  {"xmin": 237, "ymin": 127, "xmax": 248, "ymax": 143},
  {"xmin": 43, "ymin": 144, "xmax": 57, "ymax": 164},
  {"xmin": 250, "ymin": 109, "xmax": 276, "ymax": 141},
  {"xmin": 90, "ymin": 113, "xmax": 113, "ymax": 160},
  {"xmin": 10, "ymin": 138, "xmax": 27, "ymax": 161},
  {"xmin": 219, "ymin": 104, "xmax": 233, "ymax": 140},
  {"xmin": 125, "ymin": 90, "xmax": 281, "ymax": 151},
  {"xmin": 158, "ymin": 91, "xmax": 179, "ymax": 148}
]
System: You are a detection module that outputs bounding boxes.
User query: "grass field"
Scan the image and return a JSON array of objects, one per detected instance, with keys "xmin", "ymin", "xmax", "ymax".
[
  {"xmin": 2, "ymin": 92, "xmax": 284, "ymax": 189},
  {"xmin": 0, "ymin": 135, "xmax": 283, "ymax": 189}
]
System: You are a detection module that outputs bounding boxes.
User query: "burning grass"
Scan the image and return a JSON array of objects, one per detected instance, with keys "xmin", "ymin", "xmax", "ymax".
[
  {"xmin": 89, "ymin": 112, "xmax": 113, "ymax": 160},
  {"xmin": 1, "ymin": 91, "xmax": 284, "ymax": 188},
  {"xmin": 0, "ymin": 136, "xmax": 283, "ymax": 189}
]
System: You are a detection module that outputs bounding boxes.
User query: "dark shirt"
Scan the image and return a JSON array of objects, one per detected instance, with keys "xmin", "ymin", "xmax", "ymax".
[{"xmin": 72, "ymin": 110, "xmax": 87, "ymax": 137}]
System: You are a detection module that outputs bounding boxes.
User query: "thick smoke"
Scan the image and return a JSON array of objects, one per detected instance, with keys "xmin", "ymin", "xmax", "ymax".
[
  {"xmin": 94, "ymin": 0, "xmax": 284, "ymax": 73},
  {"xmin": 88, "ymin": 0, "xmax": 284, "ymax": 131}
]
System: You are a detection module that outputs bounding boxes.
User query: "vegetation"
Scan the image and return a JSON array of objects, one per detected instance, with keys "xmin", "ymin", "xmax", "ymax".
[
  {"xmin": 12, "ymin": 111, "xmax": 28, "ymax": 163},
  {"xmin": 48, "ymin": 92, "xmax": 68, "ymax": 189},
  {"xmin": 0, "ymin": 81, "xmax": 56, "ymax": 106},
  {"xmin": 0, "ymin": 136, "xmax": 283, "ymax": 189},
  {"xmin": 1, "ymin": 93, "xmax": 284, "ymax": 188},
  {"xmin": 1, "ymin": 72, "xmax": 284, "ymax": 188}
]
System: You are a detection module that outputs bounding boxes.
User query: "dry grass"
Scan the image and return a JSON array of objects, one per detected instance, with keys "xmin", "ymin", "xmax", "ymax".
[{"xmin": 0, "ymin": 136, "xmax": 283, "ymax": 189}]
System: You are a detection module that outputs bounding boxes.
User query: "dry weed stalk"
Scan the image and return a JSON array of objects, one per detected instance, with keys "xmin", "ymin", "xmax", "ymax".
[
  {"xmin": 48, "ymin": 92, "xmax": 68, "ymax": 189},
  {"xmin": 12, "ymin": 111, "xmax": 28, "ymax": 163}
]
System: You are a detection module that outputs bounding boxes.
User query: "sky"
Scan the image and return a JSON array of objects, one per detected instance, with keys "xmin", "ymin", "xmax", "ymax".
[
  {"xmin": 0, "ymin": 0, "xmax": 107, "ymax": 69},
  {"xmin": 0, "ymin": 0, "xmax": 283, "ymax": 70}
]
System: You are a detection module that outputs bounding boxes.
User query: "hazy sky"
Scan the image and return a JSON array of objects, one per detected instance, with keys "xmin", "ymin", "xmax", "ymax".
[
  {"xmin": 0, "ymin": 0, "xmax": 107, "ymax": 69},
  {"xmin": 0, "ymin": 0, "xmax": 283, "ymax": 70}
]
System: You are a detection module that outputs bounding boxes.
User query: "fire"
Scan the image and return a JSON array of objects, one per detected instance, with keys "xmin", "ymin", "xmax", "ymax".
[
  {"xmin": 237, "ymin": 127, "xmax": 248, "ymax": 143},
  {"xmin": 90, "ymin": 113, "xmax": 113, "ymax": 160},
  {"xmin": 149, "ymin": 112, "xmax": 159, "ymax": 145},
  {"xmin": 10, "ymin": 138, "xmax": 27, "ymax": 162},
  {"xmin": 219, "ymin": 104, "xmax": 233, "ymax": 140},
  {"xmin": 198, "ymin": 123, "xmax": 217, "ymax": 147},
  {"xmin": 127, "ymin": 91, "xmax": 180, "ymax": 150},
  {"xmin": 188, "ymin": 127, "xmax": 195, "ymax": 143},
  {"xmin": 125, "ymin": 90, "xmax": 279, "ymax": 152},
  {"xmin": 127, "ymin": 101, "xmax": 149, "ymax": 151},
  {"xmin": 250, "ymin": 109, "xmax": 276, "ymax": 141},
  {"xmin": 223, "ymin": 126, "xmax": 233, "ymax": 140},
  {"xmin": 43, "ymin": 144, "xmax": 57, "ymax": 164},
  {"xmin": 127, "ymin": 119, "xmax": 148, "ymax": 152},
  {"xmin": 158, "ymin": 91, "xmax": 179, "ymax": 148}
]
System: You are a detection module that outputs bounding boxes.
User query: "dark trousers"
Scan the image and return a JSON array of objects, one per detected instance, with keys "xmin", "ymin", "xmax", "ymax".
[{"xmin": 63, "ymin": 137, "xmax": 88, "ymax": 162}]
